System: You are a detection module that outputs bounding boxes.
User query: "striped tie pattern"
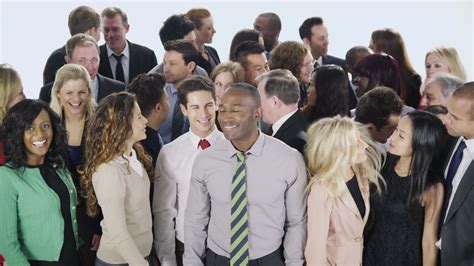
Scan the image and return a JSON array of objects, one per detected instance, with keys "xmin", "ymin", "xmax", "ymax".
[{"xmin": 230, "ymin": 151, "xmax": 249, "ymax": 266}]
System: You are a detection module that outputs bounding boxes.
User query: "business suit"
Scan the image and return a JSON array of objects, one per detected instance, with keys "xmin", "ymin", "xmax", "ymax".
[
  {"xmin": 38, "ymin": 74, "xmax": 125, "ymax": 104},
  {"xmin": 305, "ymin": 177, "xmax": 369, "ymax": 266},
  {"xmin": 98, "ymin": 40, "xmax": 157, "ymax": 84},
  {"xmin": 272, "ymin": 110, "xmax": 308, "ymax": 155},
  {"xmin": 322, "ymin": 55, "xmax": 358, "ymax": 109},
  {"xmin": 198, "ymin": 45, "xmax": 220, "ymax": 75},
  {"xmin": 43, "ymin": 46, "xmax": 67, "ymax": 85},
  {"xmin": 440, "ymin": 139, "xmax": 474, "ymax": 266}
]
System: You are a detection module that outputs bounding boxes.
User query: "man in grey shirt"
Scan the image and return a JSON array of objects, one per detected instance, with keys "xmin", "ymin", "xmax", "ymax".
[{"xmin": 184, "ymin": 83, "xmax": 307, "ymax": 265}]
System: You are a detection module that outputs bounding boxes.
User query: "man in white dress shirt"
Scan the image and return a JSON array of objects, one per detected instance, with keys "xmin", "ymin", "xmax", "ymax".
[{"xmin": 153, "ymin": 75, "xmax": 224, "ymax": 266}]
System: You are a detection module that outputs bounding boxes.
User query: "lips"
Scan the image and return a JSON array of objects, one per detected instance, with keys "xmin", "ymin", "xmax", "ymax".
[{"xmin": 32, "ymin": 139, "xmax": 47, "ymax": 148}]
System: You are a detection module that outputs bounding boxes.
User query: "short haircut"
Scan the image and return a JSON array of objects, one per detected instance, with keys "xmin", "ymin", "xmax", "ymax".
[
  {"xmin": 164, "ymin": 39, "xmax": 199, "ymax": 66},
  {"xmin": 257, "ymin": 12, "xmax": 282, "ymax": 32},
  {"xmin": 177, "ymin": 75, "xmax": 216, "ymax": 107},
  {"xmin": 127, "ymin": 73, "xmax": 166, "ymax": 117},
  {"xmin": 210, "ymin": 61, "xmax": 245, "ymax": 84},
  {"xmin": 299, "ymin": 17, "xmax": 324, "ymax": 40},
  {"xmin": 227, "ymin": 82, "xmax": 261, "ymax": 107},
  {"xmin": 101, "ymin": 7, "xmax": 128, "ymax": 27},
  {"xmin": 186, "ymin": 8, "xmax": 211, "ymax": 29},
  {"xmin": 229, "ymin": 29, "xmax": 262, "ymax": 61},
  {"xmin": 269, "ymin": 41, "xmax": 309, "ymax": 82},
  {"xmin": 68, "ymin": 6, "xmax": 100, "ymax": 36},
  {"xmin": 345, "ymin": 46, "xmax": 372, "ymax": 67},
  {"xmin": 255, "ymin": 69, "xmax": 299, "ymax": 105},
  {"xmin": 159, "ymin": 14, "xmax": 195, "ymax": 45},
  {"xmin": 423, "ymin": 72, "xmax": 463, "ymax": 98},
  {"xmin": 451, "ymin": 81, "xmax": 474, "ymax": 119},
  {"xmin": 355, "ymin": 86, "xmax": 403, "ymax": 129},
  {"xmin": 234, "ymin": 41, "xmax": 265, "ymax": 69},
  {"xmin": 65, "ymin": 33, "xmax": 100, "ymax": 59}
]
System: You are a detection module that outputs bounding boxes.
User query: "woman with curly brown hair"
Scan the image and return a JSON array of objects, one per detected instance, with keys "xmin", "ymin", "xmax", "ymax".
[
  {"xmin": 269, "ymin": 41, "xmax": 313, "ymax": 107},
  {"xmin": 80, "ymin": 92, "xmax": 153, "ymax": 266}
]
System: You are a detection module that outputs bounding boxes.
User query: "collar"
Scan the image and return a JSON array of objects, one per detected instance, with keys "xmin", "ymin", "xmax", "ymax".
[
  {"xmin": 461, "ymin": 137, "xmax": 474, "ymax": 157},
  {"xmin": 225, "ymin": 130, "xmax": 265, "ymax": 158},
  {"xmin": 165, "ymin": 83, "xmax": 178, "ymax": 96},
  {"xmin": 271, "ymin": 108, "xmax": 298, "ymax": 136},
  {"xmin": 107, "ymin": 40, "xmax": 130, "ymax": 59},
  {"xmin": 188, "ymin": 127, "xmax": 220, "ymax": 149},
  {"xmin": 113, "ymin": 148, "xmax": 136, "ymax": 164}
]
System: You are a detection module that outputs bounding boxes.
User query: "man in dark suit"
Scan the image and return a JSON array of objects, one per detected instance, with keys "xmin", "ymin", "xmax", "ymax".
[
  {"xmin": 439, "ymin": 82, "xmax": 474, "ymax": 266},
  {"xmin": 42, "ymin": 6, "xmax": 101, "ymax": 85},
  {"xmin": 256, "ymin": 69, "xmax": 308, "ymax": 155},
  {"xmin": 99, "ymin": 7, "xmax": 157, "ymax": 85},
  {"xmin": 39, "ymin": 34, "xmax": 124, "ymax": 104}
]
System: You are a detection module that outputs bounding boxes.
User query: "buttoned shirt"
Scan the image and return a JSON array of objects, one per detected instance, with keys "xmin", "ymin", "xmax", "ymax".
[
  {"xmin": 159, "ymin": 83, "xmax": 178, "ymax": 144},
  {"xmin": 184, "ymin": 132, "xmax": 307, "ymax": 265},
  {"xmin": 91, "ymin": 77, "xmax": 99, "ymax": 102},
  {"xmin": 106, "ymin": 42, "xmax": 130, "ymax": 85},
  {"xmin": 153, "ymin": 128, "xmax": 224, "ymax": 265}
]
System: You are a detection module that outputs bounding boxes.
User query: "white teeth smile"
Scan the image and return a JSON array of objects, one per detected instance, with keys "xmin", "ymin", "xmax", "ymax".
[
  {"xmin": 224, "ymin": 125, "xmax": 237, "ymax": 129},
  {"xmin": 32, "ymin": 140, "xmax": 46, "ymax": 147},
  {"xmin": 70, "ymin": 103, "xmax": 81, "ymax": 107}
]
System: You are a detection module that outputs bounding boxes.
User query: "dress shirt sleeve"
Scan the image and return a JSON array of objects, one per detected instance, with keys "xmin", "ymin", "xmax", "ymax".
[
  {"xmin": 153, "ymin": 151, "xmax": 178, "ymax": 266},
  {"xmin": 183, "ymin": 156, "xmax": 210, "ymax": 266},
  {"xmin": 305, "ymin": 184, "xmax": 332, "ymax": 266},
  {"xmin": 0, "ymin": 173, "xmax": 29, "ymax": 266},
  {"xmin": 283, "ymin": 154, "xmax": 308, "ymax": 266},
  {"xmin": 93, "ymin": 164, "xmax": 148, "ymax": 266}
]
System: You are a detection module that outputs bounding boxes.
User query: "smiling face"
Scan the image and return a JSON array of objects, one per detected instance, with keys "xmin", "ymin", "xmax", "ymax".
[
  {"xmin": 102, "ymin": 14, "xmax": 129, "ymax": 54},
  {"xmin": 23, "ymin": 109, "xmax": 53, "ymax": 165},
  {"xmin": 218, "ymin": 89, "xmax": 261, "ymax": 149},
  {"xmin": 57, "ymin": 79, "xmax": 90, "ymax": 117},
  {"xmin": 306, "ymin": 24, "xmax": 328, "ymax": 59},
  {"xmin": 426, "ymin": 53, "xmax": 450, "ymax": 78},
  {"xmin": 214, "ymin": 71, "xmax": 235, "ymax": 105},
  {"xmin": 181, "ymin": 90, "xmax": 216, "ymax": 138},
  {"xmin": 299, "ymin": 51, "xmax": 314, "ymax": 83},
  {"xmin": 388, "ymin": 116, "xmax": 413, "ymax": 158},
  {"xmin": 67, "ymin": 44, "xmax": 100, "ymax": 80}
]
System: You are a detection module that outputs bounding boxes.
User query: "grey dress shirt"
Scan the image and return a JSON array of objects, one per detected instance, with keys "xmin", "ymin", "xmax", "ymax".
[{"xmin": 184, "ymin": 132, "xmax": 307, "ymax": 266}]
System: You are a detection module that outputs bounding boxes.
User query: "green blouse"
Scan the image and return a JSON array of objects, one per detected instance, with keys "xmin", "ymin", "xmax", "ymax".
[{"xmin": 0, "ymin": 163, "xmax": 79, "ymax": 265}]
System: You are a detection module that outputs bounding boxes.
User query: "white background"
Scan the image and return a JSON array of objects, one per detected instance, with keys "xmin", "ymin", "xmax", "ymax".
[{"xmin": 1, "ymin": 0, "xmax": 472, "ymax": 98}]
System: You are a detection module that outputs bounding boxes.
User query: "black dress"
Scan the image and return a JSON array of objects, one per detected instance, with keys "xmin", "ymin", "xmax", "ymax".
[
  {"xmin": 29, "ymin": 164, "xmax": 79, "ymax": 266},
  {"xmin": 363, "ymin": 154, "xmax": 424, "ymax": 266}
]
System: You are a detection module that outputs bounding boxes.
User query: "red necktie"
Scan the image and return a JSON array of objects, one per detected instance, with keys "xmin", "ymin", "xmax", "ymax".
[{"xmin": 198, "ymin": 139, "xmax": 211, "ymax": 150}]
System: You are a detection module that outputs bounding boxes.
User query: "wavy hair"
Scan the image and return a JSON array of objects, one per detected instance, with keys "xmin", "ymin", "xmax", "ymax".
[
  {"xmin": 1, "ymin": 99, "xmax": 68, "ymax": 169},
  {"xmin": 80, "ymin": 92, "xmax": 152, "ymax": 217},
  {"xmin": 50, "ymin": 64, "xmax": 95, "ymax": 120},
  {"xmin": 0, "ymin": 64, "xmax": 23, "ymax": 122},
  {"xmin": 305, "ymin": 116, "xmax": 385, "ymax": 195},
  {"xmin": 210, "ymin": 61, "xmax": 245, "ymax": 84},
  {"xmin": 269, "ymin": 41, "xmax": 309, "ymax": 82}
]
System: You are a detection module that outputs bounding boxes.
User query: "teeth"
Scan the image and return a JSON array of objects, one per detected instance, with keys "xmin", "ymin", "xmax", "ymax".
[
  {"xmin": 224, "ymin": 125, "xmax": 237, "ymax": 129},
  {"xmin": 32, "ymin": 140, "xmax": 46, "ymax": 147},
  {"xmin": 70, "ymin": 103, "xmax": 80, "ymax": 107}
]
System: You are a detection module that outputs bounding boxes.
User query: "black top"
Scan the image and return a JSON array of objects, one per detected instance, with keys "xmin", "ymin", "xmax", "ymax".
[
  {"xmin": 346, "ymin": 176, "xmax": 366, "ymax": 218},
  {"xmin": 29, "ymin": 164, "xmax": 79, "ymax": 266},
  {"xmin": 363, "ymin": 154, "xmax": 424, "ymax": 266}
]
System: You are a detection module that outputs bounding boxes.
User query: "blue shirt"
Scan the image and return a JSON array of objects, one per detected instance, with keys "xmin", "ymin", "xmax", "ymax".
[{"xmin": 159, "ymin": 83, "xmax": 178, "ymax": 144}]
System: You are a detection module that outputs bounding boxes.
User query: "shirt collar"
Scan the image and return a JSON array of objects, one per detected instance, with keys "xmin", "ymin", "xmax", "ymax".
[
  {"xmin": 225, "ymin": 130, "xmax": 265, "ymax": 158},
  {"xmin": 165, "ymin": 83, "xmax": 178, "ymax": 96},
  {"xmin": 107, "ymin": 40, "xmax": 130, "ymax": 59},
  {"xmin": 461, "ymin": 137, "xmax": 474, "ymax": 157},
  {"xmin": 271, "ymin": 108, "xmax": 298, "ymax": 136},
  {"xmin": 189, "ymin": 127, "xmax": 220, "ymax": 149},
  {"xmin": 113, "ymin": 148, "xmax": 136, "ymax": 164}
]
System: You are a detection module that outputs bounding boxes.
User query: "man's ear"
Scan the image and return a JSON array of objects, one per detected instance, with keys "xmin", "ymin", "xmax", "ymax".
[
  {"xmin": 366, "ymin": 123, "xmax": 376, "ymax": 134},
  {"xmin": 65, "ymin": 56, "xmax": 71, "ymax": 64},
  {"xmin": 254, "ymin": 106, "xmax": 262, "ymax": 120},
  {"xmin": 124, "ymin": 24, "xmax": 130, "ymax": 33},
  {"xmin": 303, "ymin": 38, "xmax": 310, "ymax": 46},
  {"xmin": 272, "ymin": 95, "xmax": 281, "ymax": 108},
  {"xmin": 187, "ymin": 61, "xmax": 197, "ymax": 73},
  {"xmin": 180, "ymin": 103, "xmax": 188, "ymax": 117}
]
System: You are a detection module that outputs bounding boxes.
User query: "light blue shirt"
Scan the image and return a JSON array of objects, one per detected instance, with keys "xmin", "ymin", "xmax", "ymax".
[{"xmin": 159, "ymin": 83, "xmax": 178, "ymax": 144}]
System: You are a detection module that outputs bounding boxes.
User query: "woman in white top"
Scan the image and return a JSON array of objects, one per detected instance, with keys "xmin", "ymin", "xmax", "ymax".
[{"xmin": 80, "ymin": 92, "xmax": 153, "ymax": 266}]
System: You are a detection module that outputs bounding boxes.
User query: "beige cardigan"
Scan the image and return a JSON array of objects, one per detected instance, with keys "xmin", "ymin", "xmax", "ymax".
[{"xmin": 93, "ymin": 157, "xmax": 152, "ymax": 266}]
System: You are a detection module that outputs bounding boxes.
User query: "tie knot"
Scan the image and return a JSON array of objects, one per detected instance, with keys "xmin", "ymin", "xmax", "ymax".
[
  {"xmin": 112, "ymin": 54, "xmax": 124, "ymax": 62},
  {"xmin": 458, "ymin": 139, "xmax": 467, "ymax": 150},
  {"xmin": 198, "ymin": 139, "xmax": 211, "ymax": 150},
  {"xmin": 235, "ymin": 151, "xmax": 246, "ymax": 162}
]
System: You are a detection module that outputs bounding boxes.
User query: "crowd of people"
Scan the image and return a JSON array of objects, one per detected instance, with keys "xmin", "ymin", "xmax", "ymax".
[{"xmin": 0, "ymin": 5, "xmax": 473, "ymax": 266}]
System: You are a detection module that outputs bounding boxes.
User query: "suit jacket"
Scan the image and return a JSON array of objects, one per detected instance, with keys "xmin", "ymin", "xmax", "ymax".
[
  {"xmin": 440, "ymin": 139, "xmax": 474, "ymax": 266},
  {"xmin": 305, "ymin": 177, "xmax": 370, "ymax": 265},
  {"xmin": 148, "ymin": 62, "xmax": 208, "ymax": 77},
  {"xmin": 98, "ymin": 40, "xmax": 157, "ymax": 84},
  {"xmin": 198, "ymin": 45, "xmax": 220, "ymax": 75},
  {"xmin": 38, "ymin": 74, "xmax": 125, "ymax": 104},
  {"xmin": 273, "ymin": 110, "xmax": 308, "ymax": 155},
  {"xmin": 43, "ymin": 46, "xmax": 67, "ymax": 85}
]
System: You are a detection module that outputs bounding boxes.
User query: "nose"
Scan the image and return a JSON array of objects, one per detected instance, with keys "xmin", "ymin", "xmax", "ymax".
[{"xmin": 143, "ymin": 116, "xmax": 148, "ymax": 124}]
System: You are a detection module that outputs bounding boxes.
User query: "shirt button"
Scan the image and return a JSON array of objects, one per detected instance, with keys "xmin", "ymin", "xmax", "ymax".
[
  {"xmin": 75, "ymin": 232, "xmax": 78, "ymax": 235},
  {"xmin": 74, "ymin": 219, "xmax": 77, "ymax": 223},
  {"xmin": 72, "ymin": 206, "xmax": 76, "ymax": 210},
  {"xmin": 354, "ymin": 237, "xmax": 362, "ymax": 242},
  {"xmin": 69, "ymin": 189, "xmax": 74, "ymax": 194}
]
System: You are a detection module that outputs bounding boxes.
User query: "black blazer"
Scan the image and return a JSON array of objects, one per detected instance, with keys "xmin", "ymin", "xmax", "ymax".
[
  {"xmin": 440, "ymin": 139, "xmax": 474, "ymax": 266},
  {"xmin": 43, "ymin": 46, "xmax": 67, "ymax": 85},
  {"xmin": 98, "ymin": 40, "xmax": 157, "ymax": 84},
  {"xmin": 272, "ymin": 110, "xmax": 309, "ymax": 155},
  {"xmin": 38, "ymin": 74, "xmax": 125, "ymax": 104}
]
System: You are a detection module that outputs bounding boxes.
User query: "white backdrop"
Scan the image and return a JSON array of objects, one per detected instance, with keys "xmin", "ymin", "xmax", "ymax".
[{"xmin": 1, "ymin": 0, "xmax": 472, "ymax": 98}]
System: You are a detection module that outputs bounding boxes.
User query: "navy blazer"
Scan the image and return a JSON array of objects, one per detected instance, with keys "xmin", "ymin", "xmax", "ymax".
[
  {"xmin": 38, "ymin": 74, "xmax": 125, "ymax": 104},
  {"xmin": 98, "ymin": 40, "xmax": 157, "ymax": 84}
]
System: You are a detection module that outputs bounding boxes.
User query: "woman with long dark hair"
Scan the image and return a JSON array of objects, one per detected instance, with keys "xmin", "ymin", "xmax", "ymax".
[
  {"xmin": 0, "ymin": 99, "xmax": 79, "ymax": 265},
  {"xmin": 80, "ymin": 92, "xmax": 153, "ymax": 265},
  {"xmin": 364, "ymin": 111, "xmax": 447, "ymax": 266}
]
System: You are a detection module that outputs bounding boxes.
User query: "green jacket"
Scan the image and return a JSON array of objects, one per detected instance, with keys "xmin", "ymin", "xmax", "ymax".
[{"xmin": 0, "ymin": 163, "xmax": 79, "ymax": 265}]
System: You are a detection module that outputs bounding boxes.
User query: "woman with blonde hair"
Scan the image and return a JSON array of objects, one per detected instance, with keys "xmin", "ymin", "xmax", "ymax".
[
  {"xmin": 80, "ymin": 92, "xmax": 153, "ymax": 266},
  {"xmin": 51, "ymin": 63, "xmax": 99, "ymax": 265},
  {"xmin": 210, "ymin": 61, "xmax": 244, "ymax": 105},
  {"xmin": 305, "ymin": 116, "xmax": 384, "ymax": 265},
  {"xmin": 425, "ymin": 46, "xmax": 467, "ymax": 81}
]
